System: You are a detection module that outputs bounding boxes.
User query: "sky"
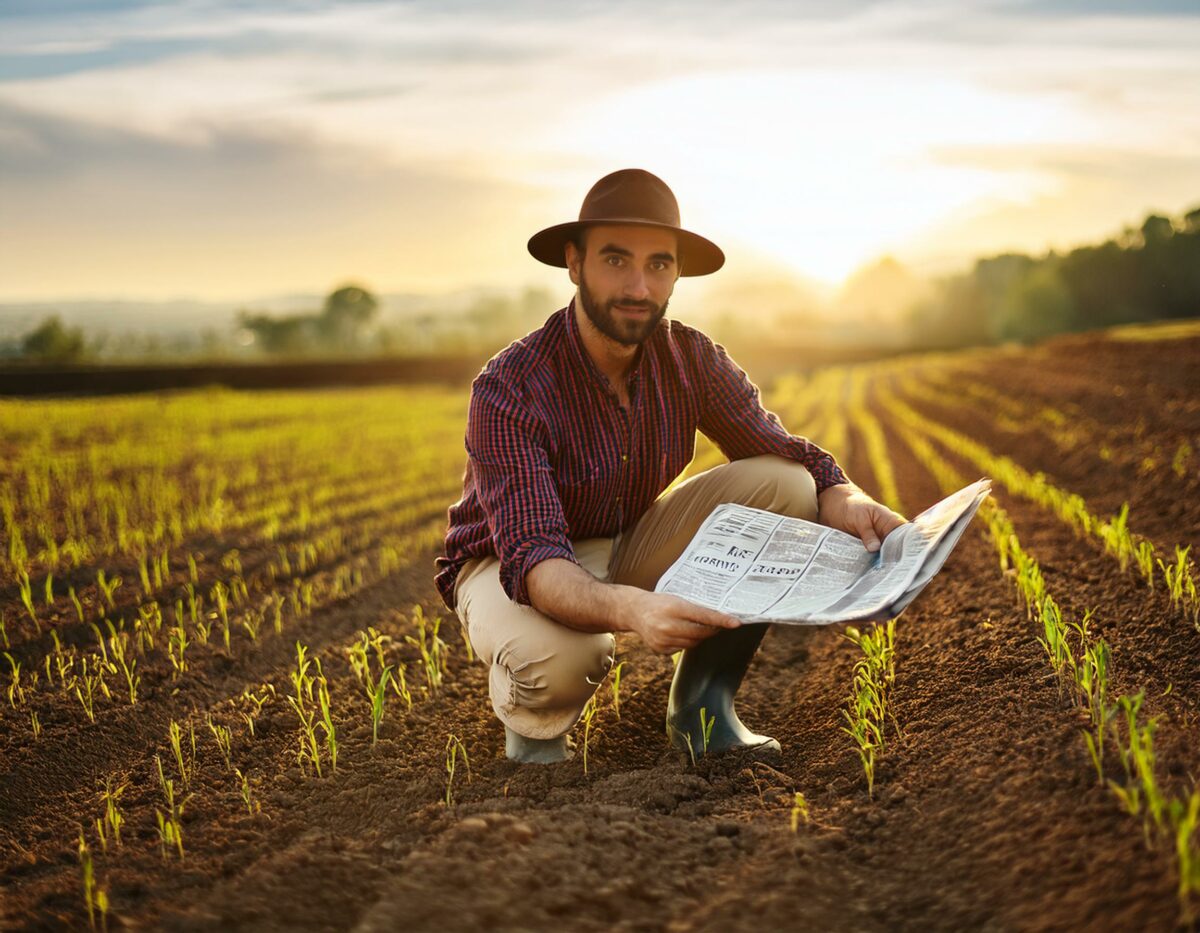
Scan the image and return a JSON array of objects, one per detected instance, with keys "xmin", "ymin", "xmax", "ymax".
[{"xmin": 1, "ymin": 0, "xmax": 1198, "ymax": 304}]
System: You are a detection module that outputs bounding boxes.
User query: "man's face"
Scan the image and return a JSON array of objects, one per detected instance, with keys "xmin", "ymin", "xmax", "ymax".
[{"xmin": 567, "ymin": 225, "xmax": 680, "ymax": 347}]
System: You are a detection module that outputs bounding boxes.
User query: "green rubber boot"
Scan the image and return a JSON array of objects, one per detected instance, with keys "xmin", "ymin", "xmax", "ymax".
[
  {"xmin": 504, "ymin": 727, "xmax": 574, "ymax": 764},
  {"xmin": 666, "ymin": 623, "xmax": 780, "ymax": 757}
]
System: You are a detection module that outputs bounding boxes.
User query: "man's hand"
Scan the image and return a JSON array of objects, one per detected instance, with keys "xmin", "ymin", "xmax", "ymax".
[
  {"xmin": 817, "ymin": 483, "xmax": 907, "ymax": 552},
  {"xmin": 525, "ymin": 558, "xmax": 740, "ymax": 654},
  {"xmin": 624, "ymin": 589, "xmax": 741, "ymax": 654}
]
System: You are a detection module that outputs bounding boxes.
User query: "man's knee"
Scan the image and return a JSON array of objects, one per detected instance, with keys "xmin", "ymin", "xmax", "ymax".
[
  {"xmin": 720, "ymin": 455, "xmax": 818, "ymax": 521},
  {"xmin": 495, "ymin": 630, "xmax": 615, "ymax": 716}
]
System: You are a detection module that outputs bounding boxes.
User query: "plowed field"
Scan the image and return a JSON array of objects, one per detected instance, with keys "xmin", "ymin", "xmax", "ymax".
[{"xmin": 2, "ymin": 319, "xmax": 1198, "ymax": 931}]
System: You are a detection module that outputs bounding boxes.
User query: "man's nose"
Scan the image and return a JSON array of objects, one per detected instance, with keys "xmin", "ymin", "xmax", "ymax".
[{"xmin": 622, "ymin": 267, "xmax": 650, "ymax": 300}]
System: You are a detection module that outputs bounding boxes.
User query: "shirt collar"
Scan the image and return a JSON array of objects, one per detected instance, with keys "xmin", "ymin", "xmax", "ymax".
[{"xmin": 564, "ymin": 296, "xmax": 653, "ymax": 398}]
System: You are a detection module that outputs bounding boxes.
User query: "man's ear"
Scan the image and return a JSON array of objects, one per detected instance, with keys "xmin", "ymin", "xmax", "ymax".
[{"xmin": 565, "ymin": 240, "xmax": 582, "ymax": 286}]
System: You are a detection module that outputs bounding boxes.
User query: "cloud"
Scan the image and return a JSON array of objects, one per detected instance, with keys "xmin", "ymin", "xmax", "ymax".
[
  {"xmin": 1, "ymin": 0, "xmax": 1198, "ymax": 299},
  {"xmin": 0, "ymin": 100, "xmax": 562, "ymax": 300}
]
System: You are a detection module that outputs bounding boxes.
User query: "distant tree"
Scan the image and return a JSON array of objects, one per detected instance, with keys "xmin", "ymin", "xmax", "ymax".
[
  {"xmin": 997, "ymin": 261, "xmax": 1075, "ymax": 342},
  {"xmin": 21, "ymin": 315, "xmax": 87, "ymax": 363},
  {"xmin": 236, "ymin": 311, "xmax": 319, "ymax": 354},
  {"xmin": 1140, "ymin": 214, "xmax": 1174, "ymax": 247},
  {"xmin": 318, "ymin": 284, "xmax": 378, "ymax": 350},
  {"xmin": 1184, "ymin": 206, "xmax": 1200, "ymax": 235}
]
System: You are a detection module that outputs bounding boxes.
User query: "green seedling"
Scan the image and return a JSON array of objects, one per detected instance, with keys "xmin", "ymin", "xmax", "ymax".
[
  {"xmin": 78, "ymin": 829, "xmax": 109, "ymax": 932},
  {"xmin": 44, "ymin": 572, "xmax": 54, "ymax": 607},
  {"xmin": 17, "ymin": 569, "xmax": 38, "ymax": 629},
  {"xmin": 69, "ymin": 587, "xmax": 85, "ymax": 623},
  {"xmin": 699, "ymin": 707, "xmax": 716, "ymax": 756},
  {"xmin": 212, "ymin": 581, "xmax": 231, "ymax": 650},
  {"xmin": 73, "ymin": 657, "xmax": 103, "ymax": 723},
  {"xmin": 30, "ymin": 709, "xmax": 41, "ymax": 738},
  {"xmin": 96, "ymin": 570, "xmax": 121, "ymax": 613},
  {"xmin": 4, "ymin": 651, "xmax": 25, "ymax": 708},
  {"xmin": 288, "ymin": 643, "xmax": 322, "ymax": 777},
  {"xmin": 97, "ymin": 776, "xmax": 127, "ymax": 848},
  {"xmin": 1170, "ymin": 789, "xmax": 1200, "ymax": 915},
  {"xmin": 235, "ymin": 768, "xmax": 260, "ymax": 816},
  {"xmin": 168, "ymin": 719, "xmax": 195, "ymax": 786},
  {"xmin": 444, "ymin": 733, "xmax": 471, "ymax": 806},
  {"xmin": 0, "ymin": 610, "xmax": 8, "ymax": 649},
  {"xmin": 208, "ymin": 717, "xmax": 234, "ymax": 771},
  {"xmin": 153, "ymin": 756, "xmax": 187, "ymax": 860},
  {"xmin": 137, "ymin": 554, "xmax": 153, "ymax": 598},
  {"xmin": 314, "ymin": 657, "xmax": 338, "ymax": 773},
  {"xmin": 390, "ymin": 662, "xmax": 413, "ymax": 711},
  {"xmin": 790, "ymin": 792, "xmax": 810, "ymax": 832},
  {"xmin": 269, "ymin": 593, "xmax": 285, "ymax": 635},
  {"xmin": 405, "ymin": 605, "xmax": 448, "ymax": 696},
  {"xmin": 368, "ymin": 665, "xmax": 393, "ymax": 746},
  {"xmin": 167, "ymin": 621, "xmax": 189, "ymax": 680},
  {"xmin": 107, "ymin": 633, "xmax": 139, "ymax": 705},
  {"xmin": 581, "ymin": 694, "xmax": 599, "ymax": 775},
  {"xmin": 610, "ymin": 661, "xmax": 627, "ymax": 719}
]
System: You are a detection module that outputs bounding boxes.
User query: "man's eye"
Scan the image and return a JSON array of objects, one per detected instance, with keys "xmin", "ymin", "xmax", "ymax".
[
  {"xmin": 606, "ymin": 255, "xmax": 622, "ymax": 266},
  {"xmin": 650, "ymin": 261, "xmax": 667, "ymax": 272}
]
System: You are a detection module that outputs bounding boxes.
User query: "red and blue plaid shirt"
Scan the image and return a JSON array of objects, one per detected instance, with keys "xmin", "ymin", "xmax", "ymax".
[{"xmin": 434, "ymin": 301, "xmax": 850, "ymax": 609}]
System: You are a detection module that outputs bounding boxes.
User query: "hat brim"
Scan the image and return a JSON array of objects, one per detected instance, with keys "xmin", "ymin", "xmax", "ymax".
[{"xmin": 527, "ymin": 219, "xmax": 725, "ymax": 277}]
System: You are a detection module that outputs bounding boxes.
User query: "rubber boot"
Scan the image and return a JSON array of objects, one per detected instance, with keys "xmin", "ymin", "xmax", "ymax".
[
  {"xmin": 504, "ymin": 726, "xmax": 574, "ymax": 764},
  {"xmin": 666, "ymin": 623, "xmax": 780, "ymax": 757}
]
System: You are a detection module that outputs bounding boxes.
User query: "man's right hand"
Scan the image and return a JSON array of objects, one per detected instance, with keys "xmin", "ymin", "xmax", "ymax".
[
  {"xmin": 624, "ymin": 589, "xmax": 742, "ymax": 654},
  {"xmin": 525, "ymin": 557, "xmax": 741, "ymax": 654}
]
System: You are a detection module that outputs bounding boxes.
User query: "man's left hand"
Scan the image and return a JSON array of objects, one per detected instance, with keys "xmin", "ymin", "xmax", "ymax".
[{"xmin": 817, "ymin": 483, "xmax": 907, "ymax": 553}]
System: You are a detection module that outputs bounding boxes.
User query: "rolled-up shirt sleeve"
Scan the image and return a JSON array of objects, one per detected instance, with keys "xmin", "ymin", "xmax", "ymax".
[
  {"xmin": 465, "ymin": 372, "xmax": 578, "ymax": 605},
  {"xmin": 697, "ymin": 338, "xmax": 851, "ymax": 494}
]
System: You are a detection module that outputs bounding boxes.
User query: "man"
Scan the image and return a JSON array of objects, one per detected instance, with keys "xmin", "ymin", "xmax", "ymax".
[{"xmin": 435, "ymin": 169, "xmax": 905, "ymax": 764}]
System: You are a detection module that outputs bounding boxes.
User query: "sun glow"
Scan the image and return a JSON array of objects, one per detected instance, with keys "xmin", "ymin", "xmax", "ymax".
[{"xmin": 548, "ymin": 70, "xmax": 1099, "ymax": 283}]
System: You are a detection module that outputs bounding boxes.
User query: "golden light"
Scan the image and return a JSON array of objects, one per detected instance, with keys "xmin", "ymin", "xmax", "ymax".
[{"xmin": 546, "ymin": 69, "xmax": 1101, "ymax": 284}]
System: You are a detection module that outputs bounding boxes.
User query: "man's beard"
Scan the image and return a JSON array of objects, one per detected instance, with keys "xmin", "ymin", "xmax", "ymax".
[{"xmin": 578, "ymin": 269, "xmax": 668, "ymax": 347}]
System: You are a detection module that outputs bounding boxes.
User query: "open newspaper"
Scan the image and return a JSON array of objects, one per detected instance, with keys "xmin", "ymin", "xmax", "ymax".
[{"xmin": 655, "ymin": 478, "xmax": 992, "ymax": 625}]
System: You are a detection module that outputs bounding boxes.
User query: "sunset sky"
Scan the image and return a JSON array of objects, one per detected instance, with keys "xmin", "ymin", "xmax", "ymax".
[{"xmin": 1, "ymin": 0, "xmax": 1198, "ymax": 304}]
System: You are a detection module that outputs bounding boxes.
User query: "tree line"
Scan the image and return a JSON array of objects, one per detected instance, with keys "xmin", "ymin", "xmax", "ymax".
[{"xmin": 908, "ymin": 205, "xmax": 1200, "ymax": 348}]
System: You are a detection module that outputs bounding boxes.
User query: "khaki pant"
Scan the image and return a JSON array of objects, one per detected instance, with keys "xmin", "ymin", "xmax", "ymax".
[{"xmin": 453, "ymin": 454, "xmax": 820, "ymax": 739}]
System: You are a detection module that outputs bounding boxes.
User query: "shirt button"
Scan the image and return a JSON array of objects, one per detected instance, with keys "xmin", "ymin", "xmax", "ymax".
[
  {"xmin": 616, "ymin": 496, "xmax": 623, "ymax": 503},
  {"xmin": 621, "ymin": 454, "xmax": 628, "ymax": 462}
]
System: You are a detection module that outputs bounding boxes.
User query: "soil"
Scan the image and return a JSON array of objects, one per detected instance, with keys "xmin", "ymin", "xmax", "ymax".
[{"xmin": 2, "ymin": 326, "xmax": 1198, "ymax": 931}]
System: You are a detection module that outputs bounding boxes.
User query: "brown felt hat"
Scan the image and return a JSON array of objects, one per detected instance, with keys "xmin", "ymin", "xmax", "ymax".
[{"xmin": 527, "ymin": 168, "xmax": 725, "ymax": 277}]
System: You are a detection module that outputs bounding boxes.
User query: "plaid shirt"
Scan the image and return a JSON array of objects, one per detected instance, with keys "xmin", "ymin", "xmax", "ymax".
[{"xmin": 434, "ymin": 301, "xmax": 850, "ymax": 609}]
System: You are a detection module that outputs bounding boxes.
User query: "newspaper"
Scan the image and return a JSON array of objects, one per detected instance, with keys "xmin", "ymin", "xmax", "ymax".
[{"xmin": 654, "ymin": 479, "xmax": 992, "ymax": 625}]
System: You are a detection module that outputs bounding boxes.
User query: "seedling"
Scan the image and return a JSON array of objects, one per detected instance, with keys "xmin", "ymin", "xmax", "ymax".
[
  {"xmin": 167, "ymin": 621, "xmax": 189, "ymax": 680},
  {"xmin": 107, "ymin": 633, "xmax": 139, "ymax": 705},
  {"xmin": 212, "ymin": 581, "xmax": 231, "ymax": 650},
  {"xmin": 790, "ymin": 792, "xmax": 810, "ymax": 832},
  {"xmin": 444, "ymin": 733, "xmax": 471, "ymax": 806},
  {"xmin": 78, "ymin": 829, "xmax": 109, "ymax": 932},
  {"xmin": 611, "ymin": 661, "xmax": 627, "ymax": 719},
  {"xmin": 699, "ymin": 707, "xmax": 716, "ymax": 756},
  {"xmin": 69, "ymin": 587, "xmax": 85, "ymax": 624},
  {"xmin": 4, "ymin": 651, "xmax": 25, "ymax": 708},
  {"xmin": 314, "ymin": 657, "xmax": 338, "ymax": 773},
  {"xmin": 405, "ymin": 605, "xmax": 448, "ymax": 695},
  {"xmin": 17, "ymin": 568, "xmax": 38, "ymax": 629},
  {"xmin": 97, "ymin": 776, "xmax": 127, "ymax": 848},
  {"xmin": 74, "ymin": 657, "xmax": 104, "ymax": 723},
  {"xmin": 168, "ymin": 719, "xmax": 195, "ymax": 787},
  {"xmin": 154, "ymin": 755, "xmax": 188, "ymax": 860},
  {"xmin": 288, "ymin": 643, "xmax": 323, "ymax": 776},
  {"xmin": 208, "ymin": 716, "xmax": 234, "ymax": 771},
  {"xmin": 235, "ymin": 768, "xmax": 260, "ymax": 816},
  {"xmin": 96, "ymin": 570, "xmax": 121, "ymax": 614},
  {"xmin": 581, "ymin": 694, "xmax": 599, "ymax": 775}
]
